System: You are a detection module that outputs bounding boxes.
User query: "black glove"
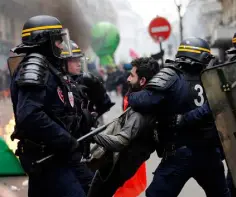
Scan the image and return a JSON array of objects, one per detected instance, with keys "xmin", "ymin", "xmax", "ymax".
[
  {"xmin": 77, "ymin": 84, "xmax": 89, "ymax": 100},
  {"xmin": 175, "ymin": 114, "xmax": 185, "ymax": 128},
  {"xmin": 169, "ymin": 114, "xmax": 185, "ymax": 129},
  {"xmin": 96, "ymin": 101, "xmax": 115, "ymax": 116},
  {"xmin": 69, "ymin": 137, "xmax": 80, "ymax": 153},
  {"xmin": 90, "ymin": 136, "xmax": 97, "ymax": 144}
]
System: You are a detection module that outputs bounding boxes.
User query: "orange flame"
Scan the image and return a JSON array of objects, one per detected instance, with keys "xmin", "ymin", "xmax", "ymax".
[{"xmin": 3, "ymin": 116, "xmax": 18, "ymax": 152}]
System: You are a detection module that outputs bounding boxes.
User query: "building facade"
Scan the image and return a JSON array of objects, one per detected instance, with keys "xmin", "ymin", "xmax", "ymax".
[
  {"xmin": 182, "ymin": 0, "xmax": 222, "ymax": 40},
  {"xmin": 181, "ymin": 0, "xmax": 234, "ymax": 61},
  {"xmin": 220, "ymin": 0, "xmax": 236, "ymax": 25},
  {"xmin": 0, "ymin": 0, "xmax": 118, "ymax": 69},
  {"xmin": 109, "ymin": 0, "xmax": 159, "ymax": 63},
  {"xmin": 207, "ymin": 0, "xmax": 236, "ymax": 61}
]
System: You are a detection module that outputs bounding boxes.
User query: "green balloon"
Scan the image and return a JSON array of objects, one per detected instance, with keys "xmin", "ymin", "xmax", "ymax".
[
  {"xmin": 91, "ymin": 22, "xmax": 120, "ymax": 57},
  {"xmin": 99, "ymin": 55, "xmax": 115, "ymax": 67}
]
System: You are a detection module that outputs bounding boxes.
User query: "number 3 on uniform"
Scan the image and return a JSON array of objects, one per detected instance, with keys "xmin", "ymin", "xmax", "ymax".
[{"xmin": 194, "ymin": 84, "xmax": 204, "ymax": 106}]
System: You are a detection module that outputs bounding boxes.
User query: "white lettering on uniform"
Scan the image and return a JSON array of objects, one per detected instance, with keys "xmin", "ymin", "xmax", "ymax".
[
  {"xmin": 194, "ymin": 84, "xmax": 205, "ymax": 106},
  {"xmin": 151, "ymin": 26, "xmax": 169, "ymax": 33}
]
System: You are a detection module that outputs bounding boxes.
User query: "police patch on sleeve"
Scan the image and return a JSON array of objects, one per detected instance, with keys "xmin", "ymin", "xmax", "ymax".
[
  {"xmin": 57, "ymin": 87, "xmax": 75, "ymax": 107},
  {"xmin": 57, "ymin": 87, "xmax": 64, "ymax": 103}
]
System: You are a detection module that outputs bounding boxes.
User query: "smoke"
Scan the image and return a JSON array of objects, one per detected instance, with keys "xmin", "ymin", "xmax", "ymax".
[{"xmin": 183, "ymin": 0, "xmax": 208, "ymax": 39}]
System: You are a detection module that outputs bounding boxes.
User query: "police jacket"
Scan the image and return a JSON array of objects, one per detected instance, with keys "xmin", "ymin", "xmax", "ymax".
[
  {"xmin": 179, "ymin": 102, "xmax": 212, "ymax": 127},
  {"xmin": 88, "ymin": 108, "xmax": 156, "ymax": 180},
  {"xmin": 128, "ymin": 64, "xmax": 220, "ymax": 148},
  {"xmin": 10, "ymin": 53, "xmax": 78, "ymax": 154},
  {"xmin": 93, "ymin": 107, "xmax": 156, "ymax": 152}
]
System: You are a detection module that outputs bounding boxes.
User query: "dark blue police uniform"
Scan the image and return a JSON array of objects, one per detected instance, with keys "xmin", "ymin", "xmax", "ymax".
[
  {"xmin": 69, "ymin": 72, "xmax": 115, "ymax": 194},
  {"xmin": 179, "ymin": 103, "xmax": 236, "ymax": 197},
  {"xmin": 128, "ymin": 66, "xmax": 229, "ymax": 197},
  {"xmin": 11, "ymin": 53, "xmax": 88, "ymax": 197}
]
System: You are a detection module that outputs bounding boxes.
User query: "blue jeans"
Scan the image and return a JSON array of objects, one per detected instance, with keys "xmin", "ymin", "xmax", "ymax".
[{"xmin": 146, "ymin": 147, "xmax": 230, "ymax": 197}]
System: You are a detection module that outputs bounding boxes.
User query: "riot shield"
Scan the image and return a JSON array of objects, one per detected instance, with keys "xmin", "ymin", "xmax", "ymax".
[
  {"xmin": 201, "ymin": 61, "xmax": 236, "ymax": 187},
  {"xmin": 7, "ymin": 55, "xmax": 25, "ymax": 77}
]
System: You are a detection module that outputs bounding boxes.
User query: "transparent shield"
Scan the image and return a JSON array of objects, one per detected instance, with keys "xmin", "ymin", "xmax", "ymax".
[
  {"xmin": 51, "ymin": 28, "xmax": 72, "ymax": 59},
  {"xmin": 66, "ymin": 55, "xmax": 89, "ymax": 75},
  {"xmin": 7, "ymin": 55, "xmax": 25, "ymax": 77},
  {"xmin": 61, "ymin": 28, "xmax": 72, "ymax": 57},
  {"xmin": 201, "ymin": 61, "xmax": 236, "ymax": 187},
  {"xmin": 80, "ymin": 56, "xmax": 88, "ymax": 72},
  {"xmin": 66, "ymin": 57, "xmax": 83, "ymax": 75}
]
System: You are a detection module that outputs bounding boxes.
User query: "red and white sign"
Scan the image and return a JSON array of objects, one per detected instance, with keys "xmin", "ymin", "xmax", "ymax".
[{"xmin": 148, "ymin": 16, "xmax": 171, "ymax": 42}]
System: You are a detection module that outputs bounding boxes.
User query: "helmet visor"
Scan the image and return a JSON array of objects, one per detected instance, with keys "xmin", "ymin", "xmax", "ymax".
[
  {"xmin": 67, "ymin": 55, "xmax": 89, "ymax": 75},
  {"xmin": 51, "ymin": 28, "xmax": 72, "ymax": 59},
  {"xmin": 80, "ymin": 56, "xmax": 88, "ymax": 72}
]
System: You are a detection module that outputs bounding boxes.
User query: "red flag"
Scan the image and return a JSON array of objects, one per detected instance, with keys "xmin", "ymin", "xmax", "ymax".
[
  {"xmin": 129, "ymin": 48, "xmax": 139, "ymax": 59},
  {"xmin": 114, "ymin": 163, "xmax": 147, "ymax": 197},
  {"xmin": 123, "ymin": 95, "xmax": 129, "ymax": 111},
  {"xmin": 114, "ymin": 96, "xmax": 147, "ymax": 197}
]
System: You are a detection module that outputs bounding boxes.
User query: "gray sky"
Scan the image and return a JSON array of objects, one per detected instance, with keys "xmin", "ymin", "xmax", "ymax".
[{"xmin": 127, "ymin": 0, "xmax": 190, "ymax": 25}]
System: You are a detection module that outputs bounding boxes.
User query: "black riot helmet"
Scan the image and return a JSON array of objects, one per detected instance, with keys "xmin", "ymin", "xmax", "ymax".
[
  {"xmin": 226, "ymin": 33, "xmax": 236, "ymax": 54},
  {"xmin": 62, "ymin": 40, "xmax": 83, "ymax": 58},
  {"xmin": 175, "ymin": 37, "xmax": 213, "ymax": 68},
  {"xmin": 18, "ymin": 15, "xmax": 72, "ymax": 58},
  {"xmin": 61, "ymin": 40, "xmax": 88, "ymax": 74}
]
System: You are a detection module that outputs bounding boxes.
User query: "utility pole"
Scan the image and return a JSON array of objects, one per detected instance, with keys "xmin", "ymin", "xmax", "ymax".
[{"xmin": 174, "ymin": 0, "xmax": 183, "ymax": 42}]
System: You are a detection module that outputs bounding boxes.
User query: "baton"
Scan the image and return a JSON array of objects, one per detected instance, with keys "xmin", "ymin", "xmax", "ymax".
[
  {"xmin": 34, "ymin": 124, "xmax": 109, "ymax": 165},
  {"xmin": 33, "ymin": 108, "xmax": 130, "ymax": 165}
]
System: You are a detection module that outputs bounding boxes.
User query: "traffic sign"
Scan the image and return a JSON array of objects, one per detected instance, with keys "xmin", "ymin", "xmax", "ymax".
[{"xmin": 148, "ymin": 17, "xmax": 171, "ymax": 42}]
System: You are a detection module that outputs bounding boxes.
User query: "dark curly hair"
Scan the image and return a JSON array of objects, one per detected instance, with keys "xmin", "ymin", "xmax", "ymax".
[{"xmin": 131, "ymin": 57, "xmax": 160, "ymax": 81}]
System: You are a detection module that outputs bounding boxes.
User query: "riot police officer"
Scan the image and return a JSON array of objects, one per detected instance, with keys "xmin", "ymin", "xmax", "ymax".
[
  {"xmin": 63, "ymin": 40, "xmax": 114, "ymax": 118},
  {"xmin": 127, "ymin": 38, "xmax": 229, "ymax": 197},
  {"xmin": 62, "ymin": 40, "xmax": 86, "ymax": 75},
  {"xmin": 185, "ymin": 33, "xmax": 236, "ymax": 197},
  {"xmin": 10, "ymin": 15, "xmax": 87, "ymax": 197},
  {"xmin": 61, "ymin": 40, "xmax": 114, "ymax": 194}
]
